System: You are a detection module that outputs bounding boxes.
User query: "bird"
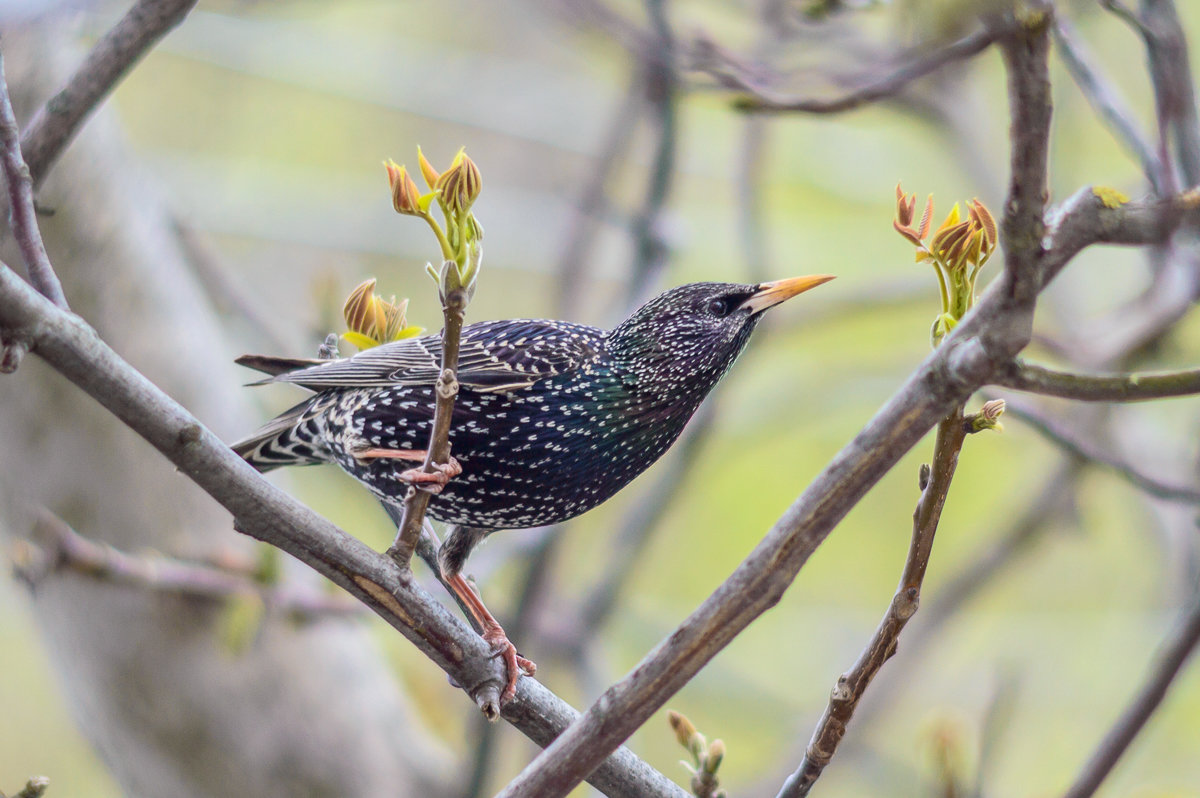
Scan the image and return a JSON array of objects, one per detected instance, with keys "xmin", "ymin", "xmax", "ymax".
[{"xmin": 232, "ymin": 275, "xmax": 834, "ymax": 700}]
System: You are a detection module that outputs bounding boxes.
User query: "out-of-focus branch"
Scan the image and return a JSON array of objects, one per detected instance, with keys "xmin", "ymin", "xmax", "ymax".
[
  {"xmin": 554, "ymin": 72, "xmax": 646, "ymax": 319},
  {"xmin": 0, "ymin": 51, "xmax": 68, "ymax": 310},
  {"xmin": 0, "ymin": 261, "xmax": 688, "ymax": 798},
  {"xmin": 1061, "ymin": 594, "xmax": 1200, "ymax": 798},
  {"xmin": 1002, "ymin": 396, "xmax": 1200, "ymax": 504},
  {"xmin": 20, "ymin": 0, "xmax": 200, "ymax": 187},
  {"xmin": 730, "ymin": 25, "xmax": 1002, "ymax": 114},
  {"xmin": 1140, "ymin": 0, "xmax": 1200, "ymax": 187},
  {"xmin": 994, "ymin": 359, "xmax": 1200, "ymax": 401},
  {"xmin": 171, "ymin": 217, "xmax": 292, "ymax": 353},
  {"xmin": 626, "ymin": 0, "xmax": 680, "ymax": 307},
  {"xmin": 12, "ymin": 512, "xmax": 365, "ymax": 620},
  {"xmin": 1052, "ymin": 14, "xmax": 1162, "ymax": 192},
  {"xmin": 777, "ymin": 409, "xmax": 969, "ymax": 798}
]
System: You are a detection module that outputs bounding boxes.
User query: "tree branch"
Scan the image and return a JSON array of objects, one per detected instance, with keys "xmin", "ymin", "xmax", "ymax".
[
  {"xmin": 19, "ymin": 0, "xmax": 200, "ymax": 187},
  {"xmin": 625, "ymin": 0, "xmax": 679, "ymax": 307},
  {"xmin": 778, "ymin": 409, "xmax": 969, "ymax": 798},
  {"xmin": 1001, "ymin": 396, "xmax": 1200, "ymax": 504},
  {"xmin": 994, "ymin": 358, "xmax": 1200, "ymax": 401},
  {"xmin": 1061, "ymin": 594, "xmax": 1200, "ymax": 798},
  {"xmin": 1052, "ymin": 14, "xmax": 1162, "ymax": 192},
  {"xmin": 388, "ymin": 284, "xmax": 468, "ymax": 567},
  {"xmin": 731, "ymin": 25, "xmax": 1001, "ymax": 114},
  {"xmin": 0, "ymin": 50, "xmax": 68, "ymax": 310},
  {"xmin": 12, "ymin": 512, "xmax": 364, "ymax": 620},
  {"xmin": 0, "ymin": 261, "xmax": 687, "ymax": 798}
]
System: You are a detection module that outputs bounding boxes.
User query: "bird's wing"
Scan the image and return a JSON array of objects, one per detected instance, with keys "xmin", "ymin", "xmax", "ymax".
[{"xmin": 244, "ymin": 319, "xmax": 602, "ymax": 393}]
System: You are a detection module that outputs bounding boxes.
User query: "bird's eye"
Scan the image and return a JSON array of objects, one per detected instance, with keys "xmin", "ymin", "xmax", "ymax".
[{"xmin": 707, "ymin": 298, "xmax": 730, "ymax": 317}]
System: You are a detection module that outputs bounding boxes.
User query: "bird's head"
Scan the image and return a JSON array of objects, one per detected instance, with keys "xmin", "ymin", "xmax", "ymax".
[{"xmin": 606, "ymin": 276, "xmax": 835, "ymax": 393}]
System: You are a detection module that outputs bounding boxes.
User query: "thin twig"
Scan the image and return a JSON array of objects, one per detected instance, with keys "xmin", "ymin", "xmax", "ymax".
[
  {"xmin": 1061, "ymin": 594, "xmax": 1200, "ymax": 798},
  {"xmin": 995, "ymin": 358, "xmax": 1200, "ymax": 401},
  {"xmin": 626, "ymin": 0, "xmax": 680, "ymax": 307},
  {"xmin": 1052, "ymin": 14, "xmax": 1162, "ymax": 192},
  {"xmin": 0, "ymin": 260, "xmax": 687, "ymax": 798},
  {"xmin": 171, "ymin": 216, "xmax": 292, "ymax": 353},
  {"xmin": 778, "ymin": 409, "xmax": 969, "ymax": 798},
  {"xmin": 1002, "ymin": 396, "xmax": 1200, "ymax": 504},
  {"xmin": 388, "ymin": 285, "xmax": 468, "ymax": 567},
  {"xmin": 0, "ymin": 50, "xmax": 68, "ymax": 309},
  {"xmin": 12, "ymin": 512, "xmax": 364, "ymax": 619},
  {"xmin": 731, "ymin": 26, "xmax": 1001, "ymax": 114},
  {"xmin": 20, "ymin": 0, "xmax": 200, "ymax": 186},
  {"xmin": 1140, "ymin": 0, "xmax": 1200, "ymax": 187},
  {"xmin": 554, "ymin": 71, "xmax": 646, "ymax": 319}
]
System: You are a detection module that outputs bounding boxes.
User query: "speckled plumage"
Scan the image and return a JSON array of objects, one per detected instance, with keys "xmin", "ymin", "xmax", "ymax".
[{"xmin": 234, "ymin": 281, "xmax": 829, "ymax": 533}]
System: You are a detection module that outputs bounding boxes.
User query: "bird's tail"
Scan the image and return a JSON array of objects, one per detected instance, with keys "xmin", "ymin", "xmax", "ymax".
[{"xmin": 231, "ymin": 397, "xmax": 331, "ymax": 472}]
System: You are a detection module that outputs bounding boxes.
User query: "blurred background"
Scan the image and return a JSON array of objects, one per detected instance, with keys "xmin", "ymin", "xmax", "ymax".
[{"xmin": 2, "ymin": 1, "xmax": 1199, "ymax": 796}]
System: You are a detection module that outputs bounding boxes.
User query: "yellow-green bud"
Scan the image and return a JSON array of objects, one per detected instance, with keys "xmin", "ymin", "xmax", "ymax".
[
  {"xmin": 417, "ymin": 146, "xmax": 440, "ymax": 189},
  {"xmin": 436, "ymin": 148, "xmax": 482, "ymax": 215},
  {"xmin": 668, "ymin": 710, "xmax": 697, "ymax": 749}
]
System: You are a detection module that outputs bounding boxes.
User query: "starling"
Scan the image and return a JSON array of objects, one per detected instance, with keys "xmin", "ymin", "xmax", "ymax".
[{"xmin": 233, "ymin": 276, "xmax": 833, "ymax": 699}]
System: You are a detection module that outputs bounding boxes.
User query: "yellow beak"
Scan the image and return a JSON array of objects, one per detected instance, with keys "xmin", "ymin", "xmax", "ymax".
[{"xmin": 738, "ymin": 274, "xmax": 836, "ymax": 314}]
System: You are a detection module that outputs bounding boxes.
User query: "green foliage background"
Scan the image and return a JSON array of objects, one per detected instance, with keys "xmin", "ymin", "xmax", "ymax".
[{"xmin": 3, "ymin": 1, "xmax": 1200, "ymax": 796}]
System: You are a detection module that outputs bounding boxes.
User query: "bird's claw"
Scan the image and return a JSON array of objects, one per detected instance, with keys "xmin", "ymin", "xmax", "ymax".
[
  {"xmin": 398, "ymin": 457, "xmax": 463, "ymax": 494},
  {"xmin": 482, "ymin": 626, "xmax": 537, "ymax": 704}
]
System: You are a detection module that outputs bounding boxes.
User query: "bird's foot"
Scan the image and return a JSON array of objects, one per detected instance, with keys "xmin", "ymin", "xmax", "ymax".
[
  {"xmin": 398, "ymin": 457, "xmax": 463, "ymax": 495},
  {"xmin": 482, "ymin": 625, "xmax": 537, "ymax": 704}
]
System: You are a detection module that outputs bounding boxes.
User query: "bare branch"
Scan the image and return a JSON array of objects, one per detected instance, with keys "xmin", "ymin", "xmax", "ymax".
[
  {"xmin": 1140, "ymin": 0, "xmax": 1200, "ymax": 187},
  {"xmin": 778, "ymin": 409, "xmax": 969, "ymax": 798},
  {"xmin": 994, "ymin": 358, "xmax": 1200, "ymax": 401},
  {"xmin": 387, "ymin": 284, "xmax": 468, "ymax": 567},
  {"xmin": 997, "ymin": 10, "xmax": 1053, "ymax": 305},
  {"xmin": 1061, "ymin": 595, "xmax": 1200, "ymax": 798},
  {"xmin": 12, "ymin": 512, "xmax": 364, "ymax": 620},
  {"xmin": 0, "ymin": 49, "xmax": 68, "ymax": 310},
  {"xmin": 626, "ymin": 0, "xmax": 680, "ymax": 307},
  {"xmin": 1002, "ymin": 396, "xmax": 1200, "ymax": 504},
  {"xmin": 0, "ymin": 262, "xmax": 687, "ymax": 798},
  {"xmin": 1038, "ymin": 187, "xmax": 1199, "ymax": 288},
  {"xmin": 1052, "ymin": 14, "xmax": 1163, "ymax": 192},
  {"xmin": 20, "ymin": 0, "xmax": 200, "ymax": 186},
  {"xmin": 554, "ymin": 71, "xmax": 646, "ymax": 318},
  {"xmin": 731, "ymin": 26, "xmax": 1001, "ymax": 114}
]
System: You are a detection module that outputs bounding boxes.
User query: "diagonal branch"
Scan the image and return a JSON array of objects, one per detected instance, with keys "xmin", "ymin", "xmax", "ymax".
[
  {"xmin": 777, "ymin": 408, "xmax": 969, "ymax": 798},
  {"xmin": 12, "ymin": 512, "xmax": 365, "ymax": 620},
  {"xmin": 20, "ymin": 0, "xmax": 200, "ymax": 187},
  {"xmin": 0, "ymin": 261, "xmax": 687, "ymax": 798},
  {"xmin": 731, "ymin": 25, "xmax": 1002, "ymax": 114},
  {"xmin": 1052, "ymin": 14, "xmax": 1163, "ymax": 192},
  {"xmin": 994, "ymin": 358, "xmax": 1200, "ymax": 401},
  {"xmin": 0, "ymin": 50, "xmax": 68, "ymax": 310},
  {"xmin": 1061, "ymin": 594, "xmax": 1200, "ymax": 798},
  {"xmin": 1002, "ymin": 396, "xmax": 1200, "ymax": 504}
]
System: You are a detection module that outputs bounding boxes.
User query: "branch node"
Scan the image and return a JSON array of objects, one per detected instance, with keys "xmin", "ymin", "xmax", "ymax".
[{"xmin": 0, "ymin": 331, "xmax": 31, "ymax": 373}]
